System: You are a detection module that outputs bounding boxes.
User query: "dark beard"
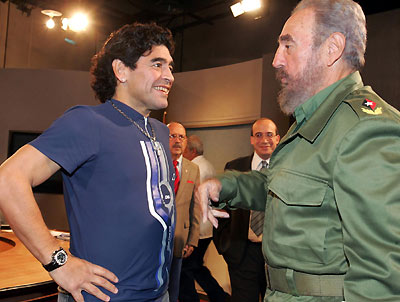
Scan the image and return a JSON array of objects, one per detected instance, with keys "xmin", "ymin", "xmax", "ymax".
[{"xmin": 275, "ymin": 54, "xmax": 325, "ymax": 116}]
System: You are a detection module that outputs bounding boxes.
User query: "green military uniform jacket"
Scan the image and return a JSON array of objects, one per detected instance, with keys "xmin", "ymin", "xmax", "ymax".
[{"xmin": 218, "ymin": 72, "xmax": 400, "ymax": 301}]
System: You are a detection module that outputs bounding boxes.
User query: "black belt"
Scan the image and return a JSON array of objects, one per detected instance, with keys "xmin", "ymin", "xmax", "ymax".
[{"xmin": 266, "ymin": 266, "xmax": 345, "ymax": 297}]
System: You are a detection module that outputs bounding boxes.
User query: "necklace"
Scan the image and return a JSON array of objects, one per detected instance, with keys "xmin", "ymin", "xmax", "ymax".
[
  {"xmin": 109, "ymin": 100, "xmax": 156, "ymax": 142},
  {"xmin": 109, "ymin": 100, "xmax": 163, "ymax": 156}
]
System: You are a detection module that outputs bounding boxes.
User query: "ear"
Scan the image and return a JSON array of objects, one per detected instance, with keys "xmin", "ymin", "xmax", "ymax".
[
  {"xmin": 112, "ymin": 59, "xmax": 128, "ymax": 83},
  {"xmin": 326, "ymin": 32, "xmax": 346, "ymax": 67},
  {"xmin": 250, "ymin": 135, "xmax": 256, "ymax": 146}
]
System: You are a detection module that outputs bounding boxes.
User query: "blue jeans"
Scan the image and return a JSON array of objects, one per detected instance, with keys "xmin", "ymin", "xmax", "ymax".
[
  {"xmin": 58, "ymin": 292, "xmax": 75, "ymax": 302},
  {"xmin": 58, "ymin": 290, "xmax": 170, "ymax": 302},
  {"xmin": 168, "ymin": 256, "xmax": 183, "ymax": 302}
]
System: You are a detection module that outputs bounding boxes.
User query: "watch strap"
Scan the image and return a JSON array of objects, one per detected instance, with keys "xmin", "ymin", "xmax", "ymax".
[{"xmin": 43, "ymin": 247, "xmax": 68, "ymax": 272}]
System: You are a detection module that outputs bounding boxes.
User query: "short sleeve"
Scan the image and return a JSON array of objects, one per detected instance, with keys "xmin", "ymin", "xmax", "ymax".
[{"xmin": 29, "ymin": 106, "xmax": 99, "ymax": 174}]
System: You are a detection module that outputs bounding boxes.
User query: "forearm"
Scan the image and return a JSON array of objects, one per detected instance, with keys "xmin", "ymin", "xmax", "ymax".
[
  {"xmin": 0, "ymin": 146, "xmax": 63, "ymax": 266},
  {"xmin": 217, "ymin": 170, "xmax": 269, "ymax": 211},
  {"xmin": 0, "ymin": 169, "xmax": 60, "ymax": 265}
]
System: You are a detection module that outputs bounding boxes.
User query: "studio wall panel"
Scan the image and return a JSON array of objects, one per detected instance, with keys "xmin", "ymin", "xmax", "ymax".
[
  {"xmin": 166, "ymin": 58, "xmax": 263, "ymax": 127},
  {"xmin": 0, "ymin": 68, "xmax": 96, "ymax": 165},
  {"xmin": 0, "ymin": 68, "xmax": 96, "ymax": 230}
]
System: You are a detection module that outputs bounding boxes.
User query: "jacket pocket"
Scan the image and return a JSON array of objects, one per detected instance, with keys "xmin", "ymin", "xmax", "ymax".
[
  {"xmin": 267, "ymin": 169, "xmax": 331, "ymax": 264},
  {"xmin": 269, "ymin": 169, "xmax": 328, "ymax": 206}
]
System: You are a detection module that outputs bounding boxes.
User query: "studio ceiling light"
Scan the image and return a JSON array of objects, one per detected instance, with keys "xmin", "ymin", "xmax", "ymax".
[
  {"xmin": 242, "ymin": 0, "xmax": 261, "ymax": 12},
  {"xmin": 230, "ymin": 0, "xmax": 261, "ymax": 17},
  {"xmin": 41, "ymin": 9, "xmax": 89, "ymax": 32},
  {"xmin": 230, "ymin": 2, "xmax": 245, "ymax": 17},
  {"xmin": 41, "ymin": 9, "xmax": 62, "ymax": 29},
  {"xmin": 68, "ymin": 13, "xmax": 89, "ymax": 32}
]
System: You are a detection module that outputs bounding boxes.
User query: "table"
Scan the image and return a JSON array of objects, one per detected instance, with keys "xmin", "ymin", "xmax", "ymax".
[{"xmin": 0, "ymin": 231, "xmax": 69, "ymax": 301}]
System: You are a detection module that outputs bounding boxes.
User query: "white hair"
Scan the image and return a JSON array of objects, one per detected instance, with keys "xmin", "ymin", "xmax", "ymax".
[{"xmin": 293, "ymin": 0, "xmax": 367, "ymax": 71}]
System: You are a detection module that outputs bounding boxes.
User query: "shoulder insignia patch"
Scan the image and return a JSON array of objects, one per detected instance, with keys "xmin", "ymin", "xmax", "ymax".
[
  {"xmin": 363, "ymin": 99, "xmax": 376, "ymax": 110},
  {"xmin": 361, "ymin": 99, "xmax": 382, "ymax": 115},
  {"xmin": 361, "ymin": 106, "xmax": 382, "ymax": 115}
]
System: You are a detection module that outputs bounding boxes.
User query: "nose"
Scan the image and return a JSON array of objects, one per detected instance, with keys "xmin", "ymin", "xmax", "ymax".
[
  {"xmin": 261, "ymin": 136, "xmax": 271, "ymax": 144},
  {"xmin": 164, "ymin": 67, "xmax": 174, "ymax": 85},
  {"xmin": 272, "ymin": 46, "xmax": 284, "ymax": 69}
]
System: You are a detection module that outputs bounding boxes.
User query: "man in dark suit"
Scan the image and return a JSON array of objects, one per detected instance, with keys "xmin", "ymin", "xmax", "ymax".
[{"xmin": 213, "ymin": 118, "xmax": 280, "ymax": 302}]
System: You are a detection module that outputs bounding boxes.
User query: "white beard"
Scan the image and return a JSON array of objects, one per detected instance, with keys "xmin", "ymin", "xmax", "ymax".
[{"xmin": 276, "ymin": 50, "xmax": 326, "ymax": 116}]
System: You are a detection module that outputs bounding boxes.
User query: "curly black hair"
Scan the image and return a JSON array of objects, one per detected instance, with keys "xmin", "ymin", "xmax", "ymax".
[{"xmin": 90, "ymin": 22, "xmax": 175, "ymax": 103}]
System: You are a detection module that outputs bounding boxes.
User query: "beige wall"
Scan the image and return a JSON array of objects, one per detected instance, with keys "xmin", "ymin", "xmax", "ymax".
[
  {"xmin": 187, "ymin": 125, "xmax": 253, "ymax": 174},
  {"xmin": 0, "ymin": 68, "xmax": 96, "ymax": 162},
  {"xmin": 0, "ymin": 68, "xmax": 97, "ymax": 230},
  {"xmin": 167, "ymin": 58, "xmax": 263, "ymax": 128}
]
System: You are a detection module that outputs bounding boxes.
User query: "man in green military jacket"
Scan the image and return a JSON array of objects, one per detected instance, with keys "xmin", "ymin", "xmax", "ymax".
[{"xmin": 196, "ymin": 0, "xmax": 400, "ymax": 301}]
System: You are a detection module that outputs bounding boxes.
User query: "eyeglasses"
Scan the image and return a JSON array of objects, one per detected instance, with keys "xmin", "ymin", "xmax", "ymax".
[
  {"xmin": 169, "ymin": 134, "xmax": 186, "ymax": 140},
  {"xmin": 253, "ymin": 132, "xmax": 276, "ymax": 139}
]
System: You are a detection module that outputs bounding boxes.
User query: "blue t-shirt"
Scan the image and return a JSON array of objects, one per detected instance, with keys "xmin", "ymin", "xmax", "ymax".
[{"xmin": 30, "ymin": 100, "xmax": 175, "ymax": 301}]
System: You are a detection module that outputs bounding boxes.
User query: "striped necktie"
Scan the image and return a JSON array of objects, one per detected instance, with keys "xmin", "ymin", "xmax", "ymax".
[
  {"xmin": 261, "ymin": 160, "xmax": 268, "ymax": 169},
  {"xmin": 250, "ymin": 160, "xmax": 268, "ymax": 236}
]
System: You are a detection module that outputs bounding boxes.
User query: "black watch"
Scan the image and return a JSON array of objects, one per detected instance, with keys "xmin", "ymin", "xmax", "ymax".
[{"xmin": 43, "ymin": 247, "xmax": 68, "ymax": 272}]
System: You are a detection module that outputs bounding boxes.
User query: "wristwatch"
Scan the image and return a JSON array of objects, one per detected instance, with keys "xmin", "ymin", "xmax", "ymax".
[{"xmin": 42, "ymin": 247, "xmax": 68, "ymax": 272}]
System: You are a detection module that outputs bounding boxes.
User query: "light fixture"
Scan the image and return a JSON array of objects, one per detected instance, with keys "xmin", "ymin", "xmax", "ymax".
[
  {"xmin": 230, "ymin": 2, "xmax": 245, "ymax": 17},
  {"xmin": 46, "ymin": 18, "xmax": 55, "ymax": 29},
  {"xmin": 41, "ymin": 9, "xmax": 89, "ymax": 32},
  {"xmin": 242, "ymin": 0, "xmax": 261, "ymax": 12},
  {"xmin": 68, "ymin": 13, "xmax": 89, "ymax": 32},
  {"xmin": 61, "ymin": 18, "xmax": 69, "ymax": 31},
  {"xmin": 41, "ymin": 9, "xmax": 62, "ymax": 29},
  {"xmin": 230, "ymin": 0, "xmax": 261, "ymax": 17}
]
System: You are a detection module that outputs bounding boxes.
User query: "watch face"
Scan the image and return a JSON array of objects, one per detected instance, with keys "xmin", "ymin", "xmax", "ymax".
[{"xmin": 55, "ymin": 250, "xmax": 68, "ymax": 265}]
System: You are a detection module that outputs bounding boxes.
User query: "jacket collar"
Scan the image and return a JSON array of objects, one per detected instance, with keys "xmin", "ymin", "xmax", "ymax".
[{"xmin": 295, "ymin": 71, "xmax": 364, "ymax": 143}]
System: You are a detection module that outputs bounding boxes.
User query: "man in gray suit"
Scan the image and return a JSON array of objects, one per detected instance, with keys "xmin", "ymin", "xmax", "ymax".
[
  {"xmin": 180, "ymin": 135, "xmax": 229, "ymax": 302},
  {"xmin": 167, "ymin": 122, "xmax": 200, "ymax": 302}
]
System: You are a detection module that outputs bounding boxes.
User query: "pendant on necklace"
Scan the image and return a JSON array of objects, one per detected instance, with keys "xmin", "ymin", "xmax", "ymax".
[{"xmin": 153, "ymin": 141, "xmax": 162, "ymax": 156}]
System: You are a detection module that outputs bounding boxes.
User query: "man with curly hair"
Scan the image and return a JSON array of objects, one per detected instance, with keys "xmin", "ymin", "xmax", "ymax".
[{"xmin": 0, "ymin": 22, "xmax": 175, "ymax": 302}]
